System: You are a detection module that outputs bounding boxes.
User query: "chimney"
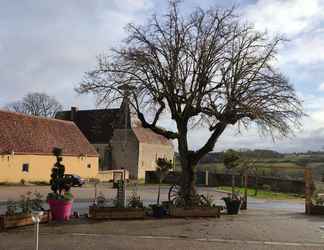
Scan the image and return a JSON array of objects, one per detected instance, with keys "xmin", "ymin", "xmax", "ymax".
[{"xmin": 70, "ymin": 107, "xmax": 78, "ymax": 121}]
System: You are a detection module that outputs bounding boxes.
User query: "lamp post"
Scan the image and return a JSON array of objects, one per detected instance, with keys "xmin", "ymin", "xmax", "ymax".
[{"xmin": 32, "ymin": 210, "xmax": 43, "ymax": 250}]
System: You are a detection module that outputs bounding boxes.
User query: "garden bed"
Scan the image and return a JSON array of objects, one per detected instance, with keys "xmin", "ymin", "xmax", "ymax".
[
  {"xmin": 169, "ymin": 206, "xmax": 222, "ymax": 218},
  {"xmin": 0, "ymin": 211, "xmax": 51, "ymax": 230},
  {"xmin": 88, "ymin": 206, "xmax": 145, "ymax": 220}
]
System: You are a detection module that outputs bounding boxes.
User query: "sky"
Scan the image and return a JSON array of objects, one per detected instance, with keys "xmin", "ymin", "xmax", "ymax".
[{"xmin": 1, "ymin": 0, "xmax": 324, "ymax": 153}]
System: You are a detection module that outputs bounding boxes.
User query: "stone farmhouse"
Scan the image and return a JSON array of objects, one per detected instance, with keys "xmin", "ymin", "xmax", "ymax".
[
  {"xmin": 56, "ymin": 100, "xmax": 174, "ymax": 180},
  {"xmin": 0, "ymin": 110, "xmax": 98, "ymax": 183}
]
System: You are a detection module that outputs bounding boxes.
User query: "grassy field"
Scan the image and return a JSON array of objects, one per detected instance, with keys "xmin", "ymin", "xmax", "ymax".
[{"xmin": 217, "ymin": 186, "xmax": 304, "ymax": 200}]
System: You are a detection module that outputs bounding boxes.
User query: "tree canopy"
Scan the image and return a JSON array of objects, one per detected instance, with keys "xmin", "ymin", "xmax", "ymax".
[
  {"xmin": 77, "ymin": 1, "xmax": 303, "ymax": 206},
  {"xmin": 6, "ymin": 92, "xmax": 63, "ymax": 118}
]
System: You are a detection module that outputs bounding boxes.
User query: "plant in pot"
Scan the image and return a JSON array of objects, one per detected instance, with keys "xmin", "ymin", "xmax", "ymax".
[
  {"xmin": 47, "ymin": 147, "xmax": 74, "ymax": 221},
  {"xmin": 1, "ymin": 191, "xmax": 49, "ymax": 230},
  {"xmin": 222, "ymin": 192, "xmax": 242, "ymax": 215},
  {"xmin": 222, "ymin": 149, "xmax": 241, "ymax": 214},
  {"xmin": 151, "ymin": 158, "xmax": 173, "ymax": 218},
  {"xmin": 128, "ymin": 187, "xmax": 144, "ymax": 209}
]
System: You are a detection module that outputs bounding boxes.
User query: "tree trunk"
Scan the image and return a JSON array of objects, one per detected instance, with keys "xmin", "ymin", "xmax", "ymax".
[
  {"xmin": 180, "ymin": 160, "xmax": 197, "ymax": 207},
  {"xmin": 241, "ymin": 173, "xmax": 248, "ymax": 210},
  {"xmin": 177, "ymin": 122, "xmax": 198, "ymax": 207},
  {"xmin": 231, "ymin": 173, "xmax": 235, "ymax": 198},
  {"xmin": 254, "ymin": 177, "xmax": 258, "ymax": 196}
]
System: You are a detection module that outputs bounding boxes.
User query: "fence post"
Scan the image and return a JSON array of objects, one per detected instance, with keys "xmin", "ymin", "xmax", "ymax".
[
  {"xmin": 304, "ymin": 168, "xmax": 313, "ymax": 215},
  {"xmin": 205, "ymin": 170, "xmax": 209, "ymax": 186}
]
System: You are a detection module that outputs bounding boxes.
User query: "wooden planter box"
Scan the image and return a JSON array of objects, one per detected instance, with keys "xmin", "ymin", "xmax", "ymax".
[
  {"xmin": 89, "ymin": 206, "xmax": 145, "ymax": 220},
  {"xmin": 169, "ymin": 206, "xmax": 221, "ymax": 218},
  {"xmin": 310, "ymin": 204, "xmax": 324, "ymax": 215},
  {"xmin": 0, "ymin": 211, "xmax": 51, "ymax": 230}
]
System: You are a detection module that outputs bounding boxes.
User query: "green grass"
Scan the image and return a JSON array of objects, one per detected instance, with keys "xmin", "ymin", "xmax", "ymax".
[{"xmin": 217, "ymin": 186, "xmax": 304, "ymax": 200}]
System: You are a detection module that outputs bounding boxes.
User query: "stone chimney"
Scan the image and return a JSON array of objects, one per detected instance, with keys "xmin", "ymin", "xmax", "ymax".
[{"xmin": 70, "ymin": 106, "xmax": 78, "ymax": 121}]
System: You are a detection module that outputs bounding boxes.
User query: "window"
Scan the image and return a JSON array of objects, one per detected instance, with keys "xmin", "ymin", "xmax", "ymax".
[
  {"xmin": 87, "ymin": 164, "xmax": 91, "ymax": 168},
  {"xmin": 22, "ymin": 164, "xmax": 29, "ymax": 172}
]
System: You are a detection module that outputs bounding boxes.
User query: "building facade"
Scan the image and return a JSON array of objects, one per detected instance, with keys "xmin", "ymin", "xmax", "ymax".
[
  {"xmin": 0, "ymin": 110, "xmax": 98, "ymax": 183},
  {"xmin": 56, "ymin": 102, "xmax": 174, "ymax": 179}
]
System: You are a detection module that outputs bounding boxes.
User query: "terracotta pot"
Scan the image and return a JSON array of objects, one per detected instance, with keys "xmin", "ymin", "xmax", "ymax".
[{"xmin": 48, "ymin": 199, "xmax": 73, "ymax": 221}]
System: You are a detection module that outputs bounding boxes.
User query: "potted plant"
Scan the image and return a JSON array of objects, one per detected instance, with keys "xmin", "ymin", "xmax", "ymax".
[
  {"xmin": 222, "ymin": 193, "xmax": 241, "ymax": 215},
  {"xmin": 222, "ymin": 149, "xmax": 241, "ymax": 214},
  {"xmin": 151, "ymin": 158, "xmax": 173, "ymax": 218},
  {"xmin": 127, "ymin": 188, "xmax": 144, "ymax": 209},
  {"xmin": 168, "ymin": 192, "xmax": 222, "ymax": 218},
  {"xmin": 47, "ymin": 147, "xmax": 74, "ymax": 221},
  {"xmin": 309, "ymin": 191, "xmax": 324, "ymax": 215},
  {"xmin": 0, "ymin": 191, "xmax": 51, "ymax": 230},
  {"xmin": 89, "ymin": 184, "xmax": 145, "ymax": 219}
]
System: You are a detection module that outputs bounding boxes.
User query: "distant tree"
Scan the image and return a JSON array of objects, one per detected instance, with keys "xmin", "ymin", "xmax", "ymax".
[
  {"xmin": 224, "ymin": 149, "xmax": 241, "ymax": 196},
  {"xmin": 6, "ymin": 92, "xmax": 63, "ymax": 117},
  {"xmin": 239, "ymin": 157, "xmax": 259, "ymax": 196},
  {"xmin": 77, "ymin": 2, "xmax": 303, "ymax": 206}
]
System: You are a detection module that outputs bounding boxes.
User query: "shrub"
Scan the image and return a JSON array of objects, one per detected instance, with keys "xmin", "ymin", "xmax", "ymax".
[
  {"xmin": 262, "ymin": 184, "xmax": 271, "ymax": 191},
  {"xmin": 47, "ymin": 148, "xmax": 73, "ymax": 201},
  {"xmin": 128, "ymin": 187, "xmax": 143, "ymax": 208},
  {"xmin": 6, "ymin": 200, "xmax": 17, "ymax": 216},
  {"xmin": 6, "ymin": 191, "xmax": 44, "ymax": 215}
]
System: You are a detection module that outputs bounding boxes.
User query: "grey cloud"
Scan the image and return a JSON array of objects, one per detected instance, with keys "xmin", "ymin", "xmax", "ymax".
[
  {"xmin": 0, "ymin": 0, "xmax": 151, "ymax": 108},
  {"xmin": 183, "ymin": 125, "xmax": 324, "ymax": 153},
  {"xmin": 1, "ymin": 0, "xmax": 324, "ymax": 153}
]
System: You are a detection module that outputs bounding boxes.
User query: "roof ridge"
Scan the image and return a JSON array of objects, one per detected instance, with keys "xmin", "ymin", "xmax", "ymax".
[
  {"xmin": 0, "ymin": 109, "xmax": 74, "ymax": 125},
  {"xmin": 58, "ymin": 108, "xmax": 121, "ymax": 113}
]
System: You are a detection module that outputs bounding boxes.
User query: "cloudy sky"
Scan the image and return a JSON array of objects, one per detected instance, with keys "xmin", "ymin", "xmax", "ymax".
[{"xmin": 1, "ymin": 0, "xmax": 324, "ymax": 153}]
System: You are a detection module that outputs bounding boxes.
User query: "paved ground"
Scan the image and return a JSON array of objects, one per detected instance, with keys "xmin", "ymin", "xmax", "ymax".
[
  {"xmin": 0, "ymin": 184, "xmax": 313, "ymax": 249},
  {"xmin": 0, "ymin": 183, "xmax": 304, "ymax": 205},
  {"xmin": 1, "ymin": 208, "xmax": 324, "ymax": 249}
]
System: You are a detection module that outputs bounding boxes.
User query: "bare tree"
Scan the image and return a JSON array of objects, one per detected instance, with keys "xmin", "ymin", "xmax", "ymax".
[
  {"xmin": 77, "ymin": 2, "xmax": 303, "ymax": 206},
  {"xmin": 6, "ymin": 92, "xmax": 63, "ymax": 118}
]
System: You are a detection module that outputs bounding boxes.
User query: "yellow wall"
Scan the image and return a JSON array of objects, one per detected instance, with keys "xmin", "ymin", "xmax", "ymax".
[
  {"xmin": 137, "ymin": 143, "xmax": 174, "ymax": 179},
  {"xmin": 0, "ymin": 154, "xmax": 98, "ymax": 183}
]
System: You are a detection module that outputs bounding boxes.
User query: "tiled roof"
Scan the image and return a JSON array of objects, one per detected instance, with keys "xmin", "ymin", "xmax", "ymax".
[
  {"xmin": 0, "ymin": 110, "xmax": 98, "ymax": 156},
  {"xmin": 56, "ymin": 108, "xmax": 130, "ymax": 144},
  {"xmin": 56, "ymin": 104, "xmax": 173, "ymax": 147},
  {"xmin": 132, "ymin": 123, "xmax": 173, "ymax": 146}
]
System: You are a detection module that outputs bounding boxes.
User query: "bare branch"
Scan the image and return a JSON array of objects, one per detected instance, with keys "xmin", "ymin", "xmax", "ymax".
[{"xmin": 5, "ymin": 92, "xmax": 63, "ymax": 118}]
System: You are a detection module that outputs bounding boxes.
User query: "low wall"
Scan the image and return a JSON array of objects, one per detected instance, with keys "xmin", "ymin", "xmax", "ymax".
[
  {"xmin": 208, "ymin": 173, "xmax": 305, "ymax": 194},
  {"xmin": 97, "ymin": 170, "xmax": 129, "ymax": 182},
  {"xmin": 145, "ymin": 171, "xmax": 305, "ymax": 194}
]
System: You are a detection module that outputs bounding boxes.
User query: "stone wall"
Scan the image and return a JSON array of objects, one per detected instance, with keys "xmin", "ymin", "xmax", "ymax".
[
  {"xmin": 92, "ymin": 143, "xmax": 110, "ymax": 171},
  {"xmin": 110, "ymin": 129, "xmax": 139, "ymax": 179}
]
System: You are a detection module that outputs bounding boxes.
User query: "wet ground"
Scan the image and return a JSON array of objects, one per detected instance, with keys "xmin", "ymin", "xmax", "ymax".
[
  {"xmin": 1, "ymin": 208, "xmax": 324, "ymax": 249},
  {"xmin": 0, "ymin": 184, "xmax": 305, "ymax": 214},
  {"xmin": 1, "ymin": 185, "xmax": 318, "ymax": 249}
]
